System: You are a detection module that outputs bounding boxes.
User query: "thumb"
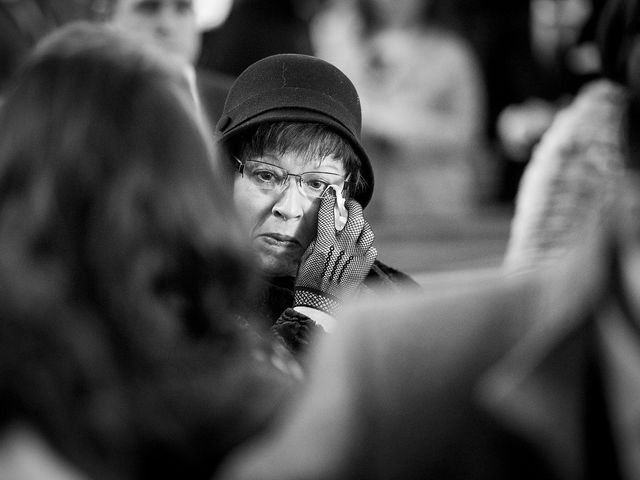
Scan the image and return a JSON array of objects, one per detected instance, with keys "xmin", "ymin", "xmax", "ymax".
[{"xmin": 316, "ymin": 186, "xmax": 337, "ymax": 245}]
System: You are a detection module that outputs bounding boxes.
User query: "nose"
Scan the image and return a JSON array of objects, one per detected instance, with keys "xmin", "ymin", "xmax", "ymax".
[
  {"xmin": 154, "ymin": 5, "xmax": 177, "ymax": 36},
  {"xmin": 271, "ymin": 178, "xmax": 307, "ymax": 220}
]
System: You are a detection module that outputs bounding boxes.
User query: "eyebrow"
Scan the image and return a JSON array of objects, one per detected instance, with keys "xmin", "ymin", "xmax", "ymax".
[{"xmin": 253, "ymin": 152, "xmax": 346, "ymax": 172}]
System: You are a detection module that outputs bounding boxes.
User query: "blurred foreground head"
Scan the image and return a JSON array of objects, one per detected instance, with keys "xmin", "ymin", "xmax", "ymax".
[
  {"xmin": 0, "ymin": 21, "xmax": 283, "ymax": 480},
  {"xmin": 0, "ymin": 19, "xmax": 251, "ymax": 339}
]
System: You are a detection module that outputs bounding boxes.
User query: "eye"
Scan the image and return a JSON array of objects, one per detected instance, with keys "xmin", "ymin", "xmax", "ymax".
[
  {"xmin": 247, "ymin": 166, "xmax": 285, "ymax": 186},
  {"xmin": 134, "ymin": 0, "xmax": 162, "ymax": 14},
  {"xmin": 304, "ymin": 178, "xmax": 330, "ymax": 192},
  {"xmin": 253, "ymin": 170, "xmax": 277, "ymax": 183},
  {"xmin": 175, "ymin": 0, "xmax": 194, "ymax": 14}
]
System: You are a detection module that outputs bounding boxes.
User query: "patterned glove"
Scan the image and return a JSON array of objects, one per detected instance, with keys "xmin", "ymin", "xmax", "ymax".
[{"xmin": 294, "ymin": 188, "xmax": 377, "ymax": 316}]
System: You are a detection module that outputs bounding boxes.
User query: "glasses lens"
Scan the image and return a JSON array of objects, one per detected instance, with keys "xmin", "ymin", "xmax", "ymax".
[
  {"xmin": 241, "ymin": 160, "xmax": 347, "ymax": 198},
  {"xmin": 243, "ymin": 160, "xmax": 286, "ymax": 190},
  {"xmin": 300, "ymin": 172, "xmax": 345, "ymax": 198}
]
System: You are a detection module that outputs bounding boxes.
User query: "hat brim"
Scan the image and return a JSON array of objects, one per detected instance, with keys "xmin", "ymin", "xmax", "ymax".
[{"xmin": 219, "ymin": 109, "xmax": 374, "ymax": 209}]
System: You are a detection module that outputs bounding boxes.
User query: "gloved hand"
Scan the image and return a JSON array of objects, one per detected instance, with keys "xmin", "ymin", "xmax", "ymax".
[{"xmin": 294, "ymin": 188, "xmax": 377, "ymax": 316}]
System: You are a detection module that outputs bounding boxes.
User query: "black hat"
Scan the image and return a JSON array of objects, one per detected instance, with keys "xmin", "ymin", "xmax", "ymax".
[{"xmin": 216, "ymin": 53, "xmax": 374, "ymax": 208}]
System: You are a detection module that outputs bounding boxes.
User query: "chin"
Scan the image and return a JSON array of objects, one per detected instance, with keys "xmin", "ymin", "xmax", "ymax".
[{"xmin": 257, "ymin": 254, "xmax": 299, "ymax": 278}]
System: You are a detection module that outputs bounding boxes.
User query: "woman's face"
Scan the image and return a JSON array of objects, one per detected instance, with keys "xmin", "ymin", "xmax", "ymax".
[
  {"xmin": 531, "ymin": 0, "xmax": 592, "ymax": 49},
  {"xmin": 233, "ymin": 151, "xmax": 347, "ymax": 277}
]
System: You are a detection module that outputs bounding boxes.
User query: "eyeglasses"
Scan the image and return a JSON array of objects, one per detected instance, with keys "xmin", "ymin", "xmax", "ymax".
[{"xmin": 234, "ymin": 157, "xmax": 349, "ymax": 199}]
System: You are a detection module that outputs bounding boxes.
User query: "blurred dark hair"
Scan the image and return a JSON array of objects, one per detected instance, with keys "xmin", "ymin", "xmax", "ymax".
[{"xmin": 0, "ymin": 21, "xmax": 289, "ymax": 480}]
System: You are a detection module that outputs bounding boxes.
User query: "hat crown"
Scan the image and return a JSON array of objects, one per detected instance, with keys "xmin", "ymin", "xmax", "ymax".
[
  {"xmin": 219, "ymin": 54, "xmax": 362, "ymax": 138},
  {"xmin": 217, "ymin": 53, "xmax": 374, "ymax": 208}
]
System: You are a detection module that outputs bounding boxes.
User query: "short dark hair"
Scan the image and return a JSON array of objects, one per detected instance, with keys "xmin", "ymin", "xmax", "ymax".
[{"xmin": 225, "ymin": 121, "xmax": 367, "ymax": 199}]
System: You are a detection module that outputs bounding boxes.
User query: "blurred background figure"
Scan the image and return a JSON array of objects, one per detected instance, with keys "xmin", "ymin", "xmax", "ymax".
[
  {"xmin": 491, "ymin": 0, "xmax": 607, "ymax": 203},
  {"xmin": 198, "ymin": 0, "xmax": 326, "ymax": 79},
  {"xmin": 311, "ymin": 0, "xmax": 488, "ymax": 221},
  {"xmin": 434, "ymin": 0, "xmax": 606, "ymax": 204},
  {"xmin": 0, "ymin": 21, "xmax": 297, "ymax": 480},
  {"xmin": 107, "ymin": 0, "xmax": 233, "ymax": 134}
]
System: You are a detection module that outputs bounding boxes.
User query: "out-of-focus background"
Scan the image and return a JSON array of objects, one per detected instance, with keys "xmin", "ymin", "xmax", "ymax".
[{"xmin": 0, "ymin": 0, "xmax": 604, "ymax": 284}]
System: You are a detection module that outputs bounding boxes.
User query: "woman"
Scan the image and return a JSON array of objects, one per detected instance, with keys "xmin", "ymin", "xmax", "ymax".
[
  {"xmin": 216, "ymin": 53, "xmax": 419, "ymax": 355},
  {"xmin": 0, "ymin": 21, "xmax": 298, "ymax": 480}
]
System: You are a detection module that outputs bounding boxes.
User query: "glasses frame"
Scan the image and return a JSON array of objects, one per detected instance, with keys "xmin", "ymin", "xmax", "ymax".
[{"xmin": 233, "ymin": 156, "xmax": 350, "ymax": 199}]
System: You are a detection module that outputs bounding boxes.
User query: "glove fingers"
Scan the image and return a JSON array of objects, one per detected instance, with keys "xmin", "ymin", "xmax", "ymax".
[
  {"xmin": 316, "ymin": 189, "xmax": 337, "ymax": 246},
  {"xmin": 299, "ymin": 239, "xmax": 316, "ymax": 265},
  {"xmin": 366, "ymin": 246, "xmax": 378, "ymax": 267},
  {"xmin": 357, "ymin": 219, "xmax": 375, "ymax": 251},
  {"xmin": 341, "ymin": 199, "xmax": 365, "ymax": 241}
]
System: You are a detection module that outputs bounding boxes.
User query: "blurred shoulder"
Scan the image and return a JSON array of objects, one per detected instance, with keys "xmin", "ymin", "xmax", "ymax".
[
  {"xmin": 344, "ymin": 268, "xmax": 547, "ymax": 363},
  {"xmin": 366, "ymin": 259, "xmax": 421, "ymax": 290}
]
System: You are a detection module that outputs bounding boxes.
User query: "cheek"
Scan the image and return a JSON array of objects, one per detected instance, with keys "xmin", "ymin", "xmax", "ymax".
[
  {"xmin": 117, "ymin": 16, "xmax": 151, "ymax": 35},
  {"xmin": 232, "ymin": 180, "xmax": 274, "ymax": 231},
  {"xmin": 233, "ymin": 185, "xmax": 256, "ymax": 229},
  {"xmin": 177, "ymin": 19, "xmax": 200, "ymax": 58}
]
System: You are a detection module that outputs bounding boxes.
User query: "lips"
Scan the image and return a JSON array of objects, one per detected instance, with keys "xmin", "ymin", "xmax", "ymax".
[{"xmin": 258, "ymin": 233, "xmax": 301, "ymax": 247}]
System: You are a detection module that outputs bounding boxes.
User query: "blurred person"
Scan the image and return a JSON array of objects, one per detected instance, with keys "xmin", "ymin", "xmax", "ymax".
[
  {"xmin": 108, "ymin": 0, "xmax": 233, "ymax": 131},
  {"xmin": 212, "ymin": 68, "xmax": 640, "ymax": 480},
  {"xmin": 0, "ymin": 21, "xmax": 298, "ymax": 480},
  {"xmin": 312, "ymin": 0, "xmax": 487, "ymax": 217},
  {"xmin": 431, "ymin": 0, "xmax": 540, "ymax": 205},
  {"xmin": 495, "ymin": 0, "xmax": 608, "ymax": 202},
  {"xmin": 216, "ymin": 53, "xmax": 419, "ymax": 355},
  {"xmin": 503, "ymin": 0, "xmax": 637, "ymax": 273}
]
